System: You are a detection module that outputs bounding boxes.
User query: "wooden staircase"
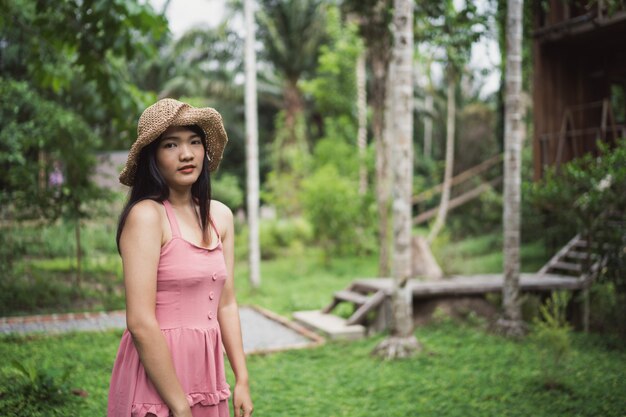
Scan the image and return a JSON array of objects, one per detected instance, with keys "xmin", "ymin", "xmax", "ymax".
[
  {"xmin": 537, "ymin": 234, "xmax": 607, "ymax": 286},
  {"xmin": 295, "ymin": 233, "xmax": 617, "ymax": 338},
  {"xmin": 293, "ymin": 285, "xmax": 387, "ymax": 340}
]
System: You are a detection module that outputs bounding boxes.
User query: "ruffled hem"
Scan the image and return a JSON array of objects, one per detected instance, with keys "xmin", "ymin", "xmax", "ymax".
[{"xmin": 131, "ymin": 387, "xmax": 231, "ymax": 417}]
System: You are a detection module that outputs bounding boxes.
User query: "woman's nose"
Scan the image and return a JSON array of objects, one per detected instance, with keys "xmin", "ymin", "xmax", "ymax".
[{"xmin": 179, "ymin": 144, "xmax": 194, "ymax": 160}]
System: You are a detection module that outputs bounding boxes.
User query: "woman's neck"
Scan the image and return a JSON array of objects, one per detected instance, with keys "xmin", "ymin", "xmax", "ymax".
[{"xmin": 167, "ymin": 188, "xmax": 194, "ymax": 207}]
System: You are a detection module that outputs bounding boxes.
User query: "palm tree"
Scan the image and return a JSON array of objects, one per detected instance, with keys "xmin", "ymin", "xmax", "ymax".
[
  {"xmin": 343, "ymin": 0, "xmax": 393, "ymax": 277},
  {"xmin": 244, "ymin": 0, "xmax": 261, "ymax": 289},
  {"xmin": 417, "ymin": 0, "xmax": 485, "ymax": 243},
  {"xmin": 372, "ymin": 0, "xmax": 421, "ymax": 359},
  {"xmin": 257, "ymin": 0, "xmax": 327, "ymax": 167},
  {"xmin": 498, "ymin": 0, "xmax": 525, "ymax": 337}
]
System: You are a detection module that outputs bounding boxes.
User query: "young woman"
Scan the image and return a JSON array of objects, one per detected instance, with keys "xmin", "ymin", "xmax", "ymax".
[{"xmin": 108, "ymin": 98, "xmax": 253, "ymax": 417}]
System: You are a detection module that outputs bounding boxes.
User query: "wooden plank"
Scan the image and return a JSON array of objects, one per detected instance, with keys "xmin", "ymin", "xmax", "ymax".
[
  {"xmin": 412, "ymin": 153, "xmax": 503, "ymax": 204},
  {"xmin": 413, "ymin": 177, "xmax": 502, "ymax": 225},
  {"xmin": 347, "ymin": 291, "xmax": 386, "ymax": 325},
  {"xmin": 333, "ymin": 290, "xmax": 369, "ymax": 305},
  {"xmin": 550, "ymin": 261, "xmax": 582, "ymax": 273},
  {"xmin": 352, "ymin": 274, "xmax": 584, "ymax": 297}
]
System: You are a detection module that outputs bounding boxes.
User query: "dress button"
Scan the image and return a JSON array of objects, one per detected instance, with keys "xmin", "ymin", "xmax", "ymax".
[
  {"xmin": 208, "ymin": 311, "xmax": 214, "ymax": 320},
  {"xmin": 209, "ymin": 291, "xmax": 215, "ymax": 300},
  {"xmin": 212, "ymin": 273, "xmax": 217, "ymax": 281}
]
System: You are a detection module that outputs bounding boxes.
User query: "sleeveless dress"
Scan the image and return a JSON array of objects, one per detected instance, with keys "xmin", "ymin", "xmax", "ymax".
[{"xmin": 107, "ymin": 200, "xmax": 231, "ymax": 417}]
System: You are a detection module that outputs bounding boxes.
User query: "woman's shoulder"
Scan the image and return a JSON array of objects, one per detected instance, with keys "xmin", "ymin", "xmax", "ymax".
[
  {"xmin": 126, "ymin": 199, "xmax": 165, "ymax": 228},
  {"xmin": 209, "ymin": 199, "xmax": 233, "ymax": 219}
]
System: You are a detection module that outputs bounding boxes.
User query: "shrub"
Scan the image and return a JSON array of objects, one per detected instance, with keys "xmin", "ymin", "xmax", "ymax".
[
  {"xmin": 212, "ymin": 173, "xmax": 244, "ymax": 211},
  {"xmin": 258, "ymin": 217, "xmax": 314, "ymax": 260},
  {"xmin": 530, "ymin": 291, "xmax": 573, "ymax": 389},
  {"xmin": 300, "ymin": 164, "xmax": 376, "ymax": 261},
  {"xmin": 0, "ymin": 360, "xmax": 76, "ymax": 416}
]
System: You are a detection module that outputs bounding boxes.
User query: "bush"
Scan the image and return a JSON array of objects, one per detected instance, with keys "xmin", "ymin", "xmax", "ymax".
[
  {"xmin": 530, "ymin": 291, "xmax": 573, "ymax": 389},
  {"xmin": 212, "ymin": 173, "xmax": 244, "ymax": 211},
  {"xmin": 300, "ymin": 164, "xmax": 376, "ymax": 261},
  {"xmin": 0, "ymin": 360, "xmax": 76, "ymax": 416},
  {"xmin": 258, "ymin": 217, "xmax": 314, "ymax": 260}
]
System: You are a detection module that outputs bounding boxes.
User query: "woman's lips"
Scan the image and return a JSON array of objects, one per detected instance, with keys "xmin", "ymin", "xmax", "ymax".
[{"xmin": 178, "ymin": 165, "xmax": 195, "ymax": 174}]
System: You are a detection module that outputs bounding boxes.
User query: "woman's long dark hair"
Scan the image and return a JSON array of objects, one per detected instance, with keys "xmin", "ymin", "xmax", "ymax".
[{"xmin": 116, "ymin": 125, "xmax": 212, "ymax": 253}]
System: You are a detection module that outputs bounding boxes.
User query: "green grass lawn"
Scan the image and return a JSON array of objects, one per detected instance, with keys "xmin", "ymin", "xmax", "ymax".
[
  {"xmin": 1, "ymin": 323, "xmax": 625, "ymax": 416},
  {"xmin": 3, "ymin": 224, "xmax": 623, "ymax": 416}
]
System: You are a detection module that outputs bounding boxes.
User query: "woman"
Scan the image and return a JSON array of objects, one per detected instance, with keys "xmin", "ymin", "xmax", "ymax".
[{"xmin": 108, "ymin": 98, "xmax": 253, "ymax": 417}]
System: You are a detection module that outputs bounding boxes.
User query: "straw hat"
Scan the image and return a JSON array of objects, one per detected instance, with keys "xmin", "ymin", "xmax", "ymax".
[{"xmin": 119, "ymin": 98, "xmax": 228, "ymax": 186}]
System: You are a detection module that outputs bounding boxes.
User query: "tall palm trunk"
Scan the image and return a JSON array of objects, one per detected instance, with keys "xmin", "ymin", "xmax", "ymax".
[
  {"xmin": 244, "ymin": 0, "xmax": 261, "ymax": 288},
  {"xmin": 428, "ymin": 69, "xmax": 456, "ymax": 243},
  {"xmin": 373, "ymin": 0, "xmax": 420, "ymax": 359},
  {"xmin": 356, "ymin": 50, "xmax": 368, "ymax": 195},
  {"xmin": 371, "ymin": 51, "xmax": 392, "ymax": 277},
  {"xmin": 498, "ymin": 0, "xmax": 525, "ymax": 337},
  {"xmin": 423, "ymin": 94, "xmax": 433, "ymax": 158}
]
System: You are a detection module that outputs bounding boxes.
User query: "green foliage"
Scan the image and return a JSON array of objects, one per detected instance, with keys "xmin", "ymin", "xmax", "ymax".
[
  {"xmin": 212, "ymin": 173, "xmax": 245, "ymax": 211},
  {"xmin": 0, "ymin": 0, "xmax": 165, "ymax": 139},
  {"xmin": 301, "ymin": 164, "xmax": 376, "ymax": 260},
  {"xmin": 301, "ymin": 4, "xmax": 364, "ymax": 119},
  {"xmin": 263, "ymin": 111, "xmax": 312, "ymax": 216},
  {"xmin": 416, "ymin": 0, "xmax": 487, "ymax": 78},
  {"xmin": 257, "ymin": 0, "xmax": 327, "ymax": 81},
  {"xmin": 0, "ymin": 359, "xmax": 75, "ymax": 416},
  {"xmin": 257, "ymin": 217, "xmax": 314, "ymax": 260},
  {"xmin": 530, "ymin": 291, "xmax": 573, "ymax": 389},
  {"xmin": 526, "ymin": 139, "xmax": 626, "ymax": 294}
]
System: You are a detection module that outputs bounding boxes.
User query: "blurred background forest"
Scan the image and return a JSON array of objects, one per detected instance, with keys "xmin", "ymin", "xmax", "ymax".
[{"xmin": 1, "ymin": 0, "xmax": 624, "ymax": 331}]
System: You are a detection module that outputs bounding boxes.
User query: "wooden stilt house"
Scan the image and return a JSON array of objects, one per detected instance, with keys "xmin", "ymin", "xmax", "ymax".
[{"xmin": 532, "ymin": 0, "xmax": 626, "ymax": 179}]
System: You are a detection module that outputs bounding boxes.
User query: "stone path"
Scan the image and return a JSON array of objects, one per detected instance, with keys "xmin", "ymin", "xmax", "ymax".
[{"xmin": 0, "ymin": 306, "xmax": 324, "ymax": 354}]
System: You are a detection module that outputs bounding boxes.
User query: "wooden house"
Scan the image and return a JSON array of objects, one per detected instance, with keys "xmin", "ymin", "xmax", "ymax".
[{"xmin": 532, "ymin": 0, "xmax": 626, "ymax": 179}]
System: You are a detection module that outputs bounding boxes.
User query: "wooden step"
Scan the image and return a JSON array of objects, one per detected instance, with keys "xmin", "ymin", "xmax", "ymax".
[
  {"xmin": 347, "ymin": 290, "xmax": 386, "ymax": 325},
  {"xmin": 334, "ymin": 290, "xmax": 370, "ymax": 305},
  {"xmin": 564, "ymin": 251, "xmax": 596, "ymax": 260},
  {"xmin": 550, "ymin": 261, "xmax": 582, "ymax": 273},
  {"xmin": 293, "ymin": 310, "xmax": 365, "ymax": 340}
]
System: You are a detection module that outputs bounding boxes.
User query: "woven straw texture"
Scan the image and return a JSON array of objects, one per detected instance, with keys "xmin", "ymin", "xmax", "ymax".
[{"xmin": 119, "ymin": 98, "xmax": 228, "ymax": 186}]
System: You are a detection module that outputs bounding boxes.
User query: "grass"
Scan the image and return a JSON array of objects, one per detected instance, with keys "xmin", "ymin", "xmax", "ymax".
[
  {"xmin": 2, "ymin": 221, "xmax": 625, "ymax": 415},
  {"xmin": 1, "ymin": 323, "xmax": 625, "ymax": 416}
]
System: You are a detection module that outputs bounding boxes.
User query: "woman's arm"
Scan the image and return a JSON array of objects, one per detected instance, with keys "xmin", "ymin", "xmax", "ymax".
[
  {"xmin": 216, "ymin": 202, "xmax": 254, "ymax": 417},
  {"xmin": 121, "ymin": 201, "xmax": 191, "ymax": 417}
]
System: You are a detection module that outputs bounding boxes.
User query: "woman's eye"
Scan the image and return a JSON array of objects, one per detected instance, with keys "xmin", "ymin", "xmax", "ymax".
[
  {"xmin": 163, "ymin": 142, "xmax": 176, "ymax": 149},
  {"xmin": 192, "ymin": 139, "xmax": 203, "ymax": 145}
]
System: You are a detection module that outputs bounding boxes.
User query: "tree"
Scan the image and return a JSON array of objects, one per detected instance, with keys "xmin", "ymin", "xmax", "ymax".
[
  {"xmin": 416, "ymin": 0, "xmax": 486, "ymax": 243},
  {"xmin": 343, "ymin": 0, "xmax": 394, "ymax": 277},
  {"xmin": 257, "ymin": 0, "xmax": 327, "ymax": 171},
  {"xmin": 244, "ymin": 0, "xmax": 261, "ymax": 288},
  {"xmin": 0, "ymin": 0, "xmax": 165, "ymax": 284},
  {"xmin": 497, "ymin": 0, "xmax": 526, "ymax": 337},
  {"xmin": 372, "ymin": 0, "xmax": 421, "ymax": 359}
]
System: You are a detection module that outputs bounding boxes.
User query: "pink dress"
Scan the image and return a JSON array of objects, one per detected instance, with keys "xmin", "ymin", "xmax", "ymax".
[{"xmin": 108, "ymin": 200, "xmax": 231, "ymax": 417}]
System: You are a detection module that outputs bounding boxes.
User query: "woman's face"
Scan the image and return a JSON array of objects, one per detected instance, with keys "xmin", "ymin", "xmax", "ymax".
[{"xmin": 155, "ymin": 126, "xmax": 205, "ymax": 190}]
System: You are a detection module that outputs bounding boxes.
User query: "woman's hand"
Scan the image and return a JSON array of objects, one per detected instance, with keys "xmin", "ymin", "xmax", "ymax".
[{"xmin": 233, "ymin": 380, "xmax": 253, "ymax": 417}]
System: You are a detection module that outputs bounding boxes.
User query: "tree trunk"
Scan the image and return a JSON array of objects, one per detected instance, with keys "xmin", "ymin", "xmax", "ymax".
[
  {"xmin": 428, "ymin": 72, "xmax": 456, "ymax": 243},
  {"xmin": 75, "ymin": 218, "xmax": 82, "ymax": 288},
  {"xmin": 244, "ymin": 0, "xmax": 261, "ymax": 289},
  {"xmin": 424, "ymin": 94, "xmax": 433, "ymax": 159},
  {"xmin": 373, "ymin": 0, "xmax": 420, "ymax": 359},
  {"xmin": 356, "ymin": 50, "xmax": 368, "ymax": 195},
  {"xmin": 371, "ymin": 48, "xmax": 392, "ymax": 278},
  {"xmin": 498, "ymin": 0, "xmax": 526, "ymax": 338}
]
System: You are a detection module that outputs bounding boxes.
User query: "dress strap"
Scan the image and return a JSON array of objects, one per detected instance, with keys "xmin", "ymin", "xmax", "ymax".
[
  {"xmin": 209, "ymin": 216, "xmax": 221, "ymax": 241},
  {"xmin": 162, "ymin": 200, "xmax": 181, "ymax": 238}
]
